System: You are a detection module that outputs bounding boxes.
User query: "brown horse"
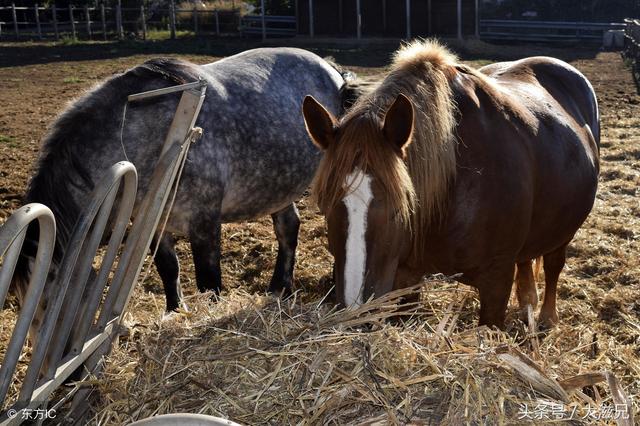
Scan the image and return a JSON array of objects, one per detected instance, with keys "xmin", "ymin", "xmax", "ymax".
[{"xmin": 302, "ymin": 40, "xmax": 599, "ymax": 328}]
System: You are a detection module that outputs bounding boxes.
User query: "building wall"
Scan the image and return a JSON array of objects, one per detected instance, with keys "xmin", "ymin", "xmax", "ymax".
[{"xmin": 296, "ymin": 0, "xmax": 477, "ymax": 37}]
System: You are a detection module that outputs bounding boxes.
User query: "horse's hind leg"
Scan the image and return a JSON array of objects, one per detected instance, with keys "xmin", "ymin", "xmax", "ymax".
[
  {"xmin": 190, "ymin": 216, "xmax": 223, "ymax": 294},
  {"xmin": 153, "ymin": 234, "xmax": 183, "ymax": 311},
  {"xmin": 539, "ymin": 243, "xmax": 568, "ymax": 328},
  {"xmin": 268, "ymin": 203, "xmax": 300, "ymax": 296}
]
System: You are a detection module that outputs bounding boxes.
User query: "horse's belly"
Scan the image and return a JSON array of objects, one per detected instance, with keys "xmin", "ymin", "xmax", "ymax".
[{"xmin": 518, "ymin": 179, "xmax": 598, "ymax": 261}]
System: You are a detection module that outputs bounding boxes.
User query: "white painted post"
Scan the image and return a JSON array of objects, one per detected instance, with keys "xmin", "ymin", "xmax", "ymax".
[
  {"xmin": 261, "ymin": 0, "xmax": 266, "ymax": 41},
  {"xmin": 405, "ymin": 0, "xmax": 411, "ymax": 39},
  {"xmin": 85, "ymin": 5, "xmax": 92, "ymax": 39},
  {"xmin": 52, "ymin": 4, "xmax": 59, "ymax": 40},
  {"xmin": 169, "ymin": 0, "xmax": 176, "ymax": 39},
  {"xmin": 100, "ymin": 3, "xmax": 106, "ymax": 40},
  {"xmin": 457, "ymin": 0, "xmax": 462, "ymax": 40},
  {"xmin": 356, "ymin": 0, "xmax": 361, "ymax": 39},
  {"xmin": 141, "ymin": 4, "xmax": 147, "ymax": 40},
  {"xmin": 308, "ymin": 0, "xmax": 314, "ymax": 37},
  {"xmin": 35, "ymin": 4, "xmax": 42, "ymax": 40},
  {"xmin": 117, "ymin": 0, "xmax": 124, "ymax": 40},
  {"xmin": 11, "ymin": 3, "xmax": 18, "ymax": 40},
  {"xmin": 193, "ymin": 6, "xmax": 198, "ymax": 35},
  {"xmin": 69, "ymin": 5, "xmax": 76, "ymax": 40}
]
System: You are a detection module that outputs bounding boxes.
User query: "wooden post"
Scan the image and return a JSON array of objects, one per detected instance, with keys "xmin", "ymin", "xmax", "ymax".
[
  {"xmin": 356, "ymin": 0, "xmax": 361, "ymax": 39},
  {"xmin": 35, "ymin": 3, "xmax": 42, "ymax": 40},
  {"xmin": 100, "ymin": 3, "xmax": 106, "ymax": 40},
  {"xmin": 116, "ymin": 0, "xmax": 123, "ymax": 40},
  {"xmin": 69, "ymin": 5, "xmax": 77, "ymax": 40},
  {"xmin": 141, "ymin": 4, "xmax": 147, "ymax": 40},
  {"xmin": 457, "ymin": 0, "xmax": 462, "ymax": 40},
  {"xmin": 427, "ymin": 0, "xmax": 431, "ymax": 35},
  {"xmin": 215, "ymin": 10, "xmax": 219, "ymax": 35},
  {"xmin": 382, "ymin": 0, "xmax": 386, "ymax": 32},
  {"xmin": 261, "ymin": 0, "xmax": 266, "ymax": 41},
  {"xmin": 85, "ymin": 5, "xmax": 92, "ymax": 39},
  {"xmin": 338, "ymin": 0, "xmax": 343, "ymax": 33},
  {"xmin": 475, "ymin": 0, "xmax": 479, "ymax": 38},
  {"xmin": 169, "ymin": 0, "xmax": 176, "ymax": 39},
  {"xmin": 11, "ymin": 3, "xmax": 18, "ymax": 40},
  {"xmin": 193, "ymin": 7, "xmax": 198, "ymax": 35},
  {"xmin": 405, "ymin": 0, "xmax": 411, "ymax": 39},
  {"xmin": 52, "ymin": 4, "xmax": 59, "ymax": 40},
  {"xmin": 308, "ymin": 0, "xmax": 313, "ymax": 37}
]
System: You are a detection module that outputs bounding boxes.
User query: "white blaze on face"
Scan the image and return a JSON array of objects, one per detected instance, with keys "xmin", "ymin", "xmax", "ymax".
[{"xmin": 342, "ymin": 169, "xmax": 374, "ymax": 308}]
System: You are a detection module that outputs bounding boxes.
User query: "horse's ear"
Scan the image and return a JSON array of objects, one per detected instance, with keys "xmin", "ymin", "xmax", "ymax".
[
  {"xmin": 382, "ymin": 93, "xmax": 414, "ymax": 156},
  {"xmin": 302, "ymin": 95, "xmax": 337, "ymax": 150}
]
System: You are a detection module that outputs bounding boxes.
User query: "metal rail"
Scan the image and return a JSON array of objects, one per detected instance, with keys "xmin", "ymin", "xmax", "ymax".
[
  {"xmin": 480, "ymin": 19, "xmax": 625, "ymax": 42},
  {"xmin": 0, "ymin": 204, "xmax": 55, "ymax": 404}
]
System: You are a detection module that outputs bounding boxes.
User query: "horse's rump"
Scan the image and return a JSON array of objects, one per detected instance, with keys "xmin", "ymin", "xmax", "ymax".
[{"xmin": 11, "ymin": 58, "xmax": 204, "ymax": 299}]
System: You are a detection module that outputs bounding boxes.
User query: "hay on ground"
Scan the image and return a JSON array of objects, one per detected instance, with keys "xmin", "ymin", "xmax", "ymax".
[{"xmin": 88, "ymin": 277, "xmax": 636, "ymax": 425}]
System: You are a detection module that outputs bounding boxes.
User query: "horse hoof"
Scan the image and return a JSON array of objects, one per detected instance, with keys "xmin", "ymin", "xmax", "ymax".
[
  {"xmin": 161, "ymin": 310, "xmax": 180, "ymax": 322},
  {"xmin": 268, "ymin": 284, "xmax": 293, "ymax": 299},
  {"xmin": 538, "ymin": 309, "xmax": 559, "ymax": 330}
]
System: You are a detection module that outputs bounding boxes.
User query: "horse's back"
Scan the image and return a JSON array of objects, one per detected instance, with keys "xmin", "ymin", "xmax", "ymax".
[
  {"xmin": 480, "ymin": 56, "xmax": 599, "ymax": 151},
  {"xmin": 442, "ymin": 57, "xmax": 600, "ymax": 269},
  {"xmin": 188, "ymin": 48, "xmax": 345, "ymax": 222}
]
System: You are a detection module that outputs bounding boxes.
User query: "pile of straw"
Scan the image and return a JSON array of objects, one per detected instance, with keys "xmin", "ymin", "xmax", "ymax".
[{"xmin": 89, "ymin": 277, "xmax": 635, "ymax": 425}]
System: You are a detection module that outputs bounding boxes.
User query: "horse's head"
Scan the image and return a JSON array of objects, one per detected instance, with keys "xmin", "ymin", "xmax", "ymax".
[{"xmin": 303, "ymin": 93, "xmax": 417, "ymax": 308}]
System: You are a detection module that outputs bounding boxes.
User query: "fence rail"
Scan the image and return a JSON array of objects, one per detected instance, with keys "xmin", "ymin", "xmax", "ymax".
[
  {"xmin": 0, "ymin": 2, "xmax": 298, "ymax": 41},
  {"xmin": 0, "ymin": 2, "xmax": 245, "ymax": 41},
  {"xmin": 240, "ymin": 14, "xmax": 296, "ymax": 38},
  {"xmin": 479, "ymin": 19, "xmax": 626, "ymax": 42},
  {"xmin": 624, "ymin": 18, "xmax": 640, "ymax": 89}
]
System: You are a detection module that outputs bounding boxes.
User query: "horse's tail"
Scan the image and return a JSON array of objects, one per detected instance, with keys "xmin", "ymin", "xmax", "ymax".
[{"xmin": 323, "ymin": 56, "xmax": 374, "ymax": 114}]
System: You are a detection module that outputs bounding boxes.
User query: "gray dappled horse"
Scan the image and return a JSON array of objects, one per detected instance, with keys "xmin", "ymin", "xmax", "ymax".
[{"xmin": 15, "ymin": 48, "xmax": 350, "ymax": 313}]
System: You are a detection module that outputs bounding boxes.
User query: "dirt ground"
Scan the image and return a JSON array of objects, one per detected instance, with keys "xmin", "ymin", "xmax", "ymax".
[{"xmin": 0, "ymin": 38, "xmax": 639, "ymax": 422}]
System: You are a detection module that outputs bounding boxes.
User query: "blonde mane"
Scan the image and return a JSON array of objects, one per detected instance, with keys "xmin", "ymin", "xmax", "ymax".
[{"xmin": 312, "ymin": 39, "xmax": 458, "ymax": 259}]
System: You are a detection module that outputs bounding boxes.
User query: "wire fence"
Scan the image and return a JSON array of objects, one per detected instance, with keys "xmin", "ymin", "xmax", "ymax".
[{"xmin": 0, "ymin": 1, "xmax": 244, "ymax": 41}]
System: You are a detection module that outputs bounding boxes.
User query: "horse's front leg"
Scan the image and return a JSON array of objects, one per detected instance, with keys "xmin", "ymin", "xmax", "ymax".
[
  {"xmin": 152, "ymin": 233, "xmax": 183, "ymax": 311},
  {"xmin": 189, "ymin": 215, "xmax": 223, "ymax": 294},
  {"xmin": 268, "ymin": 203, "xmax": 300, "ymax": 296}
]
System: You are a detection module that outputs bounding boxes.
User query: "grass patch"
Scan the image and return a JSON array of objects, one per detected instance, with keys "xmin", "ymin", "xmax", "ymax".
[
  {"xmin": 59, "ymin": 36, "xmax": 81, "ymax": 46},
  {"xmin": 0, "ymin": 134, "xmax": 18, "ymax": 148},
  {"xmin": 63, "ymin": 76, "xmax": 85, "ymax": 84},
  {"xmin": 144, "ymin": 29, "xmax": 194, "ymax": 41}
]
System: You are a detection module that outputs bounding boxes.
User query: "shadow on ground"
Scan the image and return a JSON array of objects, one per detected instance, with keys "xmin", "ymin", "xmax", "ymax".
[{"xmin": 0, "ymin": 36, "xmax": 602, "ymax": 69}]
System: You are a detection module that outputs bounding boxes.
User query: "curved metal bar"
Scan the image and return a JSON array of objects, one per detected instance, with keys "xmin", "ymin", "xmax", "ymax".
[
  {"xmin": 44, "ymin": 162, "xmax": 137, "ymax": 382},
  {"xmin": 19, "ymin": 162, "xmax": 136, "ymax": 402},
  {"xmin": 0, "ymin": 229, "xmax": 26, "ymax": 309},
  {"xmin": 0, "ymin": 204, "xmax": 56, "ymax": 403},
  {"xmin": 67, "ymin": 164, "xmax": 137, "ymax": 355}
]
